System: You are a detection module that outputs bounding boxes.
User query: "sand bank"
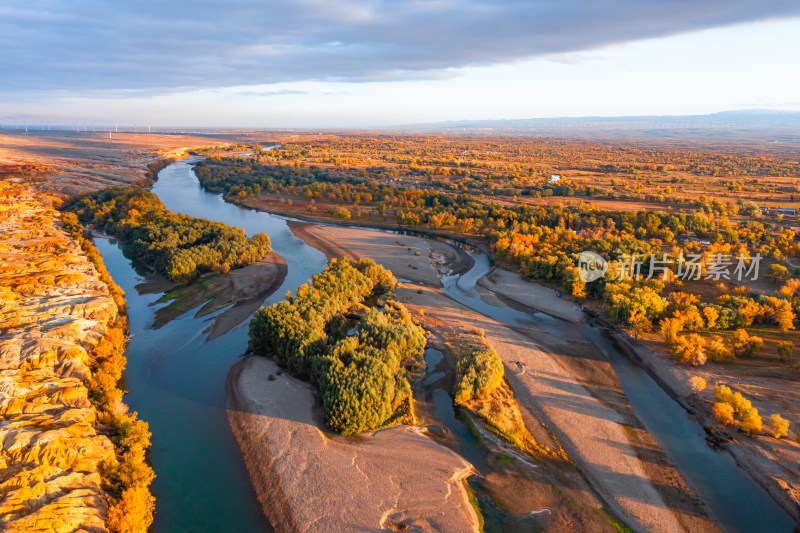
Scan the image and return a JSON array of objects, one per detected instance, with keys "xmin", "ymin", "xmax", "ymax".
[
  {"xmin": 136, "ymin": 253, "xmax": 287, "ymax": 340},
  {"xmin": 287, "ymin": 221, "xmax": 473, "ymax": 284},
  {"xmin": 226, "ymin": 356, "xmax": 480, "ymax": 533}
]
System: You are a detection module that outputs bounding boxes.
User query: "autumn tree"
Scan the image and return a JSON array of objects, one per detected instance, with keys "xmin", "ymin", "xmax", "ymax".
[
  {"xmin": 776, "ymin": 340, "xmax": 794, "ymax": 363},
  {"xmin": 687, "ymin": 375, "xmax": 706, "ymax": 395},
  {"xmin": 730, "ymin": 329, "xmax": 763, "ymax": 358},
  {"xmin": 660, "ymin": 316, "xmax": 684, "ymax": 346},
  {"xmin": 740, "ymin": 409, "xmax": 763, "ymax": 437},
  {"xmin": 702, "ymin": 306, "xmax": 719, "ymax": 329},
  {"xmin": 706, "ymin": 335, "xmax": 734, "ymax": 362},
  {"xmin": 712, "ymin": 402, "xmax": 735, "ymax": 425},
  {"xmin": 454, "ymin": 345, "xmax": 504, "ymax": 405},
  {"xmin": 767, "ymin": 414, "xmax": 789, "ymax": 439},
  {"xmin": 671, "ymin": 333, "xmax": 707, "ymax": 366},
  {"xmin": 766, "ymin": 263, "xmax": 790, "ymax": 285}
]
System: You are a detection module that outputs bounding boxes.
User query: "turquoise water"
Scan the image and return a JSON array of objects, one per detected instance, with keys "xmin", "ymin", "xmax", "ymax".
[{"xmin": 95, "ymin": 159, "xmax": 327, "ymax": 532}]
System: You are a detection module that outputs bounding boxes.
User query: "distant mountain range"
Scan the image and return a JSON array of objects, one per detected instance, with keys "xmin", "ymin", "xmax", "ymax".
[
  {"xmin": 393, "ymin": 110, "xmax": 800, "ymax": 153},
  {"xmin": 405, "ymin": 110, "xmax": 800, "ymax": 132}
]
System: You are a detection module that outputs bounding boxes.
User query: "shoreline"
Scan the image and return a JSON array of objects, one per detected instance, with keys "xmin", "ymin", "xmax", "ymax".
[
  {"xmin": 225, "ymin": 356, "xmax": 480, "ymax": 533},
  {"xmin": 204, "ymin": 253, "xmax": 288, "ymax": 340},
  {"xmin": 286, "ymin": 220, "xmax": 474, "ymax": 286},
  {"xmin": 220, "ymin": 190, "xmax": 494, "ymax": 258},
  {"xmin": 131, "ymin": 252, "xmax": 288, "ymax": 340},
  {"xmin": 611, "ymin": 331, "xmax": 800, "ymax": 525}
]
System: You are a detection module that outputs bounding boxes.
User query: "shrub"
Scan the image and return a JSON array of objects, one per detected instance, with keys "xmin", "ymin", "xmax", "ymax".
[
  {"xmin": 740, "ymin": 409, "xmax": 763, "ymax": 437},
  {"xmin": 776, "ymin": 341, "xmax": 794, "ymax": 363},
  {"xmin": 767, "ymin": 414, "xmax": 789, "ymax": 440},
  {"xmin": 687, "ymin": 376, "xmax": 706, "ymax": 394},
  {"xmin": 712, "ymin": 402, "xmax": 735, "ymax": 425},
  {"xmin": 454, "ymin": 346, "xmax": 504, "ymax": 405}
]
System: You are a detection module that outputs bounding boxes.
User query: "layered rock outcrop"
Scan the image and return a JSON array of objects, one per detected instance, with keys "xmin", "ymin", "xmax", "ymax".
[{"xmin": 0, "ymin": 182, "xmax": 118, "ymax": 531}]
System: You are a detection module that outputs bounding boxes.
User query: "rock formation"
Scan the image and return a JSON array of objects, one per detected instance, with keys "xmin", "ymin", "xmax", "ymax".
[{"xmin": 0, "ymin": 182, "xmax": 119, "ymax": 531}]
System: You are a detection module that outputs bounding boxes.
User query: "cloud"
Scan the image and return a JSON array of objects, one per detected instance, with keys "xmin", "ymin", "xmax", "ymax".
[
  {"xmin": 1, "ymin": 0, "xmax": 798, "ymax": 95},
  {"xmin": 234, "ymin": 89, "xmax": 308, "ymax": 97}
]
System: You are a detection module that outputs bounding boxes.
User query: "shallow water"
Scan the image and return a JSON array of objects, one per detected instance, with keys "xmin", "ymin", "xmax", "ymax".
[
  {"xmin": 422, "ymin": 349, "xmax": 546, "ymax": 532},
  {"xmin": 444, "ymin": 251, "xmax": 797, "ymax": 533},
  {"xmin": 96, "ymin": 159, "xmax": 327, "ymax": 532}
]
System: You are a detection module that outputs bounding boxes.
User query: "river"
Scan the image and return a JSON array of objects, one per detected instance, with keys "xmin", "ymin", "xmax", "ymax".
[{"xmin": 96, "ymin": 158, "xmax": 796, "ymax": 532}]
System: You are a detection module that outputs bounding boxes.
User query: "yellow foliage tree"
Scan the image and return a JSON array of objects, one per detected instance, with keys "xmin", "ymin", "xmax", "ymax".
[
  {"xmin": 740, "ymin": 409, "xmax": 763, "ymax": 437},
  {"xmin": 707, "ymin": 335, "xmax": 733, "ymax": 362},
  {"xmin": 702, "ymin": 306, "xmax": 719, "ymax": 329},
  {"xmin": 660, "ymin": 316, "xmax": 684, "ymax": 347},
  {"xmin": 671, "ymin": 333, "xmax": 707, "ymax": 366},
  {"xmin": 767, "ymin": 414, "xmax": 789, "ymax": 440},
  {"xmin": 106, "ymin": 486, "xmax": 155, "ymax": 533},
  {"xmin": 712, "ymin": 402, "xmax": 735, "ymax": 425},
  {"xmin": 687, "ymin": 375, "xmax": 706, "ymax": 395}
]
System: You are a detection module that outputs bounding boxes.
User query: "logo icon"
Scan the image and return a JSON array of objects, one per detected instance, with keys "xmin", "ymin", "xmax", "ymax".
[{"xmin": 577, "ymin": 251, "xmax": 608, "ymax": 282}]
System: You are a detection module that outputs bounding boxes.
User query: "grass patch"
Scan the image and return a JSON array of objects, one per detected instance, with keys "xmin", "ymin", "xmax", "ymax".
[
  {"xmin": 459, "ymin": 410, "xmax": 481, "ymax": 439},
  {"xmin": 466, "ymin": 380, "xmax": 568, "ymax": 461},
  {"xmin": 157, "ymin": 289, "xmax": 178, "ymax": 303},
  {"xmin": 604, "ymin": 514, "xmax": 635, "ymax": 533},
  {"xmin": 462, "ymin": 480, "xmax": 485, "ymax": 533}
]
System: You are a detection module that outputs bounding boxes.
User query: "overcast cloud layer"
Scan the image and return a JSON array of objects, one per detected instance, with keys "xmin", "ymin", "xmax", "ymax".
[{"xmin": 1, "ymin": 0, "xmax": 798, "ymax": 96}]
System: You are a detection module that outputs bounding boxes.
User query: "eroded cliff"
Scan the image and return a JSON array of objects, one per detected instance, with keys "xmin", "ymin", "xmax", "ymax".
[{"xmin": 0, "ymin": 182, "xmax": 141, "ymax": 532}]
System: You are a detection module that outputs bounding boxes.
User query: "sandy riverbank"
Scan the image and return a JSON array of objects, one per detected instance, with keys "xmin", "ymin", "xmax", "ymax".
[
  {"xmin": 615, "ymin": 333, "xmax": 800, "ymax": 525},
  {"xmin": 135, "ymin": 252, "xmax": 287, "ymax": 340},
  {"xmin": 396, "ymin": 284, "xmax": 715, "ymax": 533},
  {"xmin": 226, "ymin": 356, "xmax": 480, "ymax": 533},
  {"xmin": 479, "ymin": 267, "xmax": 584, "ymax": 323},
  {"xmin": 286, "ymin": 220, "xmax": 473, "ymax": 284}
]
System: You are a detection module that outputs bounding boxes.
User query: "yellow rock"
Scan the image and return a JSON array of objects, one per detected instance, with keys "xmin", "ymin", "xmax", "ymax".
[{"xmin": 0, "ymin": 183, "xmax": 116, "ymax": 532}]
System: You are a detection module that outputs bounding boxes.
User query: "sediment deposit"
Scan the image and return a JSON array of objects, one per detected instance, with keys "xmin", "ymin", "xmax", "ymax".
[{"xmin": 227, "ymin": 356, "xmax": 480, "ymax": 533}]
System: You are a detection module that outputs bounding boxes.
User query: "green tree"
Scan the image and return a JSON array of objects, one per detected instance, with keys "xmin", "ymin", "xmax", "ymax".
[
  {"xmin": 454, "ymin": 346, "xmax": 504, "ymax": 404},
  {"xmin": 766, "ymin": 263, "xmax": 790, "ymax": 285}
]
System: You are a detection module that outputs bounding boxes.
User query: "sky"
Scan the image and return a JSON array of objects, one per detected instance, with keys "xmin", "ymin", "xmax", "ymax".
[{"xmin": 1, "ymin": 1, "xmax": 799, "ymax": 128}]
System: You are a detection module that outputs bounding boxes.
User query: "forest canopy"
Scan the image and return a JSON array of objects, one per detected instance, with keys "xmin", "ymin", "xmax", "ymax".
[
  {"xmin": 63, "ymin": 187, "xmax": 271, "ymax": 282},
  {"xmin": 248, "ymin": 258, "xmax": 425, "ymax": 434}
]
